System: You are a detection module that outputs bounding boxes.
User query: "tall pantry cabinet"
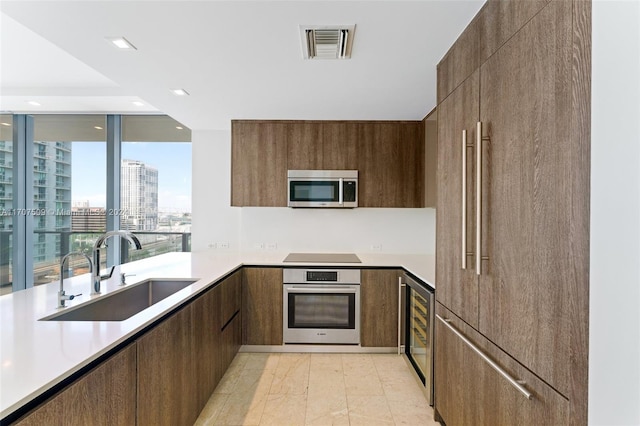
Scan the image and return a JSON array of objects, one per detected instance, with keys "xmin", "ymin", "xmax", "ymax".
[{"xmin": 435, "ymin": 1, "xmax": 590, "ymax": 425}]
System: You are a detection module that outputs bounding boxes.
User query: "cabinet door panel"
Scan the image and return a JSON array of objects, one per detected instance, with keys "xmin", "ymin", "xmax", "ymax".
[
  {"xmin": 137, "ymin": 306, "xmax": 197, "ymax": 426},
  {"xmin": 15, "ymin": 345, "xmax": 136, "ymax": 426},
  {"xmin": 360, "ymin": 269, "xmax": 399, "ymax": 347},
  {"xmin": 192, "ymin": 287, "xmax": 222, "ymax": 410},
  {"xmin": 358, "ymin": 122, "xmax": 423, "ymax": 207},
  {"xmin": 435, "ymin": 303, "xmax": 569, "ymax": 426},
  {"xmin": 242, "ymin": 268, "xmax": 283, "ymax": 345},
  {"xmin": 231, "ymin": 121, "xmax": 287, "ymax": 206},
  {"xmin": 287, "ymin": 122, "xmax": 324, "ymax": 170},
  {"xmin": 478, "ymin": 0, "xmax": 572, "ymax": 395},
  {"xmin": 436, "ymin": 71, "xmax": 480, "ymax": 329},
  {"xmin": 322, "ymin": 122, "xmax": 359, "ymax": 170},
  {"xmin": 220, "ymin": 271, "xmax": 242, "ymax": 327}
]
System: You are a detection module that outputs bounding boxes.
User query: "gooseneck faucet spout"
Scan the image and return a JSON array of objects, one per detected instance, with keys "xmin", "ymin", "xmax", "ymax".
[
  {"xmin": 91, "ymin": 231, "xmax": 142, "ymax": 295},
  {"xmin": 59, "ymin": 252, "xmax": 93, "ymax": 308}
]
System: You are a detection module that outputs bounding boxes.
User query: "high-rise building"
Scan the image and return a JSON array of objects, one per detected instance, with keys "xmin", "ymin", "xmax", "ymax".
[{"xmin": 121, "ymin": 159, "xmax": 158, "ymax": 231}]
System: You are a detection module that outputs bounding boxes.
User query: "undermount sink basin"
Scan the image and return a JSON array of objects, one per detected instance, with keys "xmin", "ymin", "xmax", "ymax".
[{"xmin": 41, "ymin": 278, "xmax": 198, "ymax": 322}]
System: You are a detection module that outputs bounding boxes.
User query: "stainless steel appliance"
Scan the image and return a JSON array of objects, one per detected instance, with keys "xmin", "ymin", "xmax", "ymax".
[
  {"xmin": 283, "ymin": 268, "xmax": 360, "ymax": 344},
  {"xmin": 287, "ymin": 170, "xmax": 358, "ymax": 208},
  {"xmin": 283, "ymin": 252, "xmax": 361, "ymax": 263},
  {"xmin": 399, "ymin": 272, "xmax": 434, "ymax": 405}
]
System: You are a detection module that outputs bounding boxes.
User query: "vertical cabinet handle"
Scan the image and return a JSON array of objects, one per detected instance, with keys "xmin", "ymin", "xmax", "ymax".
[
  {"xmin": 398, "ymin": 277, "xmax": 406, "ymax": 355},
  {"xmin": 436, "ymin": 314, "xmax": 532, "ymax": 400},
  {"xmin": 476, "ymin": 122, "xmax": 483, "ymax": 275},
  {"xmin": 461, "ymin": 129, "xmax": 467, "ymax": 270}
]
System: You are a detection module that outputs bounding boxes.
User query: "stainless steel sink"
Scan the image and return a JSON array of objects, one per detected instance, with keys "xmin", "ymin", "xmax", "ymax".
[{"xmin": 42, "ymin": 278, "xmax": 198, "ymax": 322}]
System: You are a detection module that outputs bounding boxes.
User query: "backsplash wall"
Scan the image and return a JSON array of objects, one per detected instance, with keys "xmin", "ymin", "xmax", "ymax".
[{"xmin": 192, "ymin": 129, "xmax": 435, "ymax": 254}]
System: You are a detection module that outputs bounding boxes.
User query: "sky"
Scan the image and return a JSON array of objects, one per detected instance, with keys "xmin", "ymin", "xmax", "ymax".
[{"xmin": 71, "ymin": 142, "xmax": 192, "ymax": 212}]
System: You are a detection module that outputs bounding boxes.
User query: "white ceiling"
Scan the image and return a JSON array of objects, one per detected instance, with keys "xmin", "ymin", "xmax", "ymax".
[{"xmin": 0, "ymin": 1, "xmax": 484, "ymax": 131}]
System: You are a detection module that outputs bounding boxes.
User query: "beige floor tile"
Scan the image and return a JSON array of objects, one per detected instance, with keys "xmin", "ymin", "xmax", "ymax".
[
  {"xmin": 305, "ymin": 389, "xmax": 349, "ymax": 426},
  {"xmin": 269, "ymin": 355, "xmax": 310, "ymax": 395},
  {"xmin": 347, "ymin": 395, "xmax": 395, "ymax": 426},
  {"xmin": 244, "ymin": 353, "xmax": 281, "ymax": 371},
  {"xmin": 260, "ymin": 394, "xmax": 308, "ymax": 425},
  {"xmin": 194, "ymin": 392, "xmax": 229, "ymax": 425},
  {"xmin": 199, "ymin": 353, "xmax": 439, "ymax": 426}
]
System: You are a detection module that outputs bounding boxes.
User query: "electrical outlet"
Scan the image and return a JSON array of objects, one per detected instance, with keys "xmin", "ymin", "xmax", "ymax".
[
  {"xmin": 208, "ymin": 242, "xmax": 217, "ymax": 249},
  {"xmin": 371, "ymin": 244, "xmax": 382, "ymax": 251},
  {"xmin": 218, "ymin": 241, "xmax": 229, "ymax": 249},
  {"xmin": 253, "ymin": 242, "xmax": 265, "ymax": 250},
  {"xmin": 266, "ymin": 242, "xmax": 277, "ymax": 250}
]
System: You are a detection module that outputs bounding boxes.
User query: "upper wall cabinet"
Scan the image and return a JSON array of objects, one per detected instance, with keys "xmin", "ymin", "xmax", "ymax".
[
  {"xmin": 231, "ymin": 120, "xmax": 426, "ymax": 208},
  {"xmin": 231, "ymin": 121, "xmax": 288, "ymax": 207}
]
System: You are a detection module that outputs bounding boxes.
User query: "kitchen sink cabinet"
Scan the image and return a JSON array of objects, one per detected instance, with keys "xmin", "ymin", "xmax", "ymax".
[
  {"xmin": 435, "ymin": 0, "xmax": 590, "ymax": 424},
  {"xmin": 360, "ymin": 269, "xmax": 400, "ymax": 347},
  {"xmin": 242, "ymin": 267, "xmax": 283, "ymax": 345},
  {"xmin": 137, "ymin": 304, "xmax": 198, "ymax": 426},
  {"xmin": 13, "ymin": 344, "xmax": 136, "ymax": 426}
]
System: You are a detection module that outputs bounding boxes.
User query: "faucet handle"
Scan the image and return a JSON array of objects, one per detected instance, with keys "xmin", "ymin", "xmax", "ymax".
[
  {"xmin": 100, "ymin": 265, "xmax": 116, "ymax": 280},
  {"xmin": 120, "ymin": 273, "xmax": 135, "ymax": 286},
  {"xmin": 69, "ymin": 293, "xmax": 82, "ymax": 300}
]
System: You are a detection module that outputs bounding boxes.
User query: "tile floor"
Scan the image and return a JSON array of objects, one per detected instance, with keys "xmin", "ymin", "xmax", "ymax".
[{"xmin": 194, "ymin": 352, "xmax": 441, "ymax": 426}]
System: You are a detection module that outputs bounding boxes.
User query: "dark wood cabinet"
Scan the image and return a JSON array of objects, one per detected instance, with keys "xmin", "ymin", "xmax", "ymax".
[
  {"xmin": 14, "ymin": 344, "xmax": 137, "ymax": 426},
  {"xmin": 357, "ymin": 122, "xmax": 424, "ymax": 208},
  {"xmin": 137, "ymin": 305, "xmax": 197, "ymax": 426},
  {"xmin": 360, "ymin": 269, "xmax": 400, "ymax": 347},
  {"xmin": 435, "ymin": 0, "xmax": 590, "ymax": 424},
  {"xmin": 242, "ymin": 267, "xmax": 283, "ymax": 345},
  {"xmin": 231, "ymin": 121, "xmax": 288, "ymax": 206},
  {"xmin": 435, "ymin": 303, "xmax": 569, "ymax": 426},
  {"xmin": 231, "ymin": 120, "xmax": 426, "ymax": 207}
]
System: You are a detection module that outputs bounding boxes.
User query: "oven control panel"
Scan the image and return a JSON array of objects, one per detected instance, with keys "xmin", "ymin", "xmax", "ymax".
[{"xmin": 283, "ymin": 269, "xmax": 361, "ymax": 284}]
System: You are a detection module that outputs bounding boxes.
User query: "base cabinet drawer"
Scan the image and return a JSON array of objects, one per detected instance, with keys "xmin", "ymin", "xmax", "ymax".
[{"xmin": 434, "ymin": 303, "xmax": 568, "ymax": 426}]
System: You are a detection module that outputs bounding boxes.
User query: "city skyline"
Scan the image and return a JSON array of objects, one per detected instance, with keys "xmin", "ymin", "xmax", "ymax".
[{"xmin": 71, "ymin": 141, "xmax": 192, "ymax": 212}]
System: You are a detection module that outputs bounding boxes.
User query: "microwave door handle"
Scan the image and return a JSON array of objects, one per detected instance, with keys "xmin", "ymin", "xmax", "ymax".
[{"xmin": 339, "ymin": 178, "xmax": 344, "ymax": 205}]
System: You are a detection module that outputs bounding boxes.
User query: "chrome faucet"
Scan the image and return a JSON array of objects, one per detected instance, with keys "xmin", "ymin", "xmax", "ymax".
[
  {"xmin": 91, "ymin": 231, "xmax": 142, "ymax": 295},
  {"xmin": 59, "ymin": 252, "xmax": 92, "ymax": 308}
]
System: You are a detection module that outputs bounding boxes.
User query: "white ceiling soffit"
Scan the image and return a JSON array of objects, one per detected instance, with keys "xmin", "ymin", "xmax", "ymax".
[
  {"xmin": 0, "ymin": 1, "xmax": 485, "ymax": 130},
  {"xmin": 0, "ymin": 13, "xmax": 158, "ymax": 114}
]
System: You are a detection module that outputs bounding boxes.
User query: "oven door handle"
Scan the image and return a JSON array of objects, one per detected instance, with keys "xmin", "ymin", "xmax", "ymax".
[{"xmin": 285, "ymin": 287, "xmax": 357, "ymax": 293}]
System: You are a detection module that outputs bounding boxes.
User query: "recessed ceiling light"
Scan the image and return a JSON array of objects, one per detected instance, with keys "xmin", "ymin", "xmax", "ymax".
[
  {"xmin": 106, "ymin": 36, "xmax": 137, "ymax": 50},
  {"xmin": 171, "ymin": 89, "xmax": 189, "ymax": 96},
  {"xmin": 0, "ymin": 122, "xmax": 11, "ymax": 127},
  {"xmin": 132, "ymin": 101, "xmax": 145, "ymax": 106},
  {"xmin": 27, "ymin": 101, "xmax": 41, "ymax": 106},
  {"xmin": 94, "ymin": 126, "xmax": 103, "ymax": 130},
  {"xmin": 176, "ymin": 126, "xmax": 184, "ymax": 130}
]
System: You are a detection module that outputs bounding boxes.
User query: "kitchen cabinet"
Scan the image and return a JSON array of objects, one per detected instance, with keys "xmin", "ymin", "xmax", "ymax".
[
  {"xmin": 357, "ymin": 122, "xmax": 424, "ymax": 208},
  {"xmin": 13, "ymin": 344, "xmax": 136, "ymax": 426},
  {"xmin": 137, "ymin": 272, "xmax": 242, "ymax": 426},
  {"xmin": 423, "ymin": 110, "xmax": 437, "ymax": 208},
  {"xmin": 360, "ymin": 269, "xmax": 400, "ymax": 347},
  {"xmin": 434, "ymin": 303, "xmax": 569, "ymax": 426},
  {"xmin": 231, "ymin": 120, "xmax": 425, "ymax": 207},
  {"xmin": 242, "ymin": 267, "xmax": 283, "ymax": 345},
  {"xmin": 231, "ymin": 121, "xmax": 288, "ymax": 207},
  {"xmin": 435, "ymin": 0, "xmax": 590, "ymax": 424}
]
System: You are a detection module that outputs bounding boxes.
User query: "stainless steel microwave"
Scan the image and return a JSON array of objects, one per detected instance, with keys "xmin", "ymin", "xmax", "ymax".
[{"xmin": 287, "ymin": 170, "xmax": 358, "ymax": 208}]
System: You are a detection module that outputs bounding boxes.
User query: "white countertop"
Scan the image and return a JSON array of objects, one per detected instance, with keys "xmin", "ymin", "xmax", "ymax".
[{"xmin": 0, "ymin": 250, "xmax": 434, "ymax": 419}]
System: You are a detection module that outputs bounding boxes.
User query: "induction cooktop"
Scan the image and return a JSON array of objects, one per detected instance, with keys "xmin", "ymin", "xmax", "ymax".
[{"xmin": 283, "ymin": 253, "xmax": 362, "ymax": 263}]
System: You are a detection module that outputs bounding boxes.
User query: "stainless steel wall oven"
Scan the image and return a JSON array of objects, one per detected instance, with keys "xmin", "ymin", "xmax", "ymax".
[{"xmin": 283, "ymin": 269, "xmax": 360, "ymax": 345}]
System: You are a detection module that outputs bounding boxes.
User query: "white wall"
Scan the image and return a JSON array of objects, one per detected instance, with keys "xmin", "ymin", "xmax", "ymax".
[
  {"xmin": 590, "ymin": 1, "xmax": 640, "ymax": 425},
  {"xmin": 191, "ymin": 129, "xmax": 435, "ymax": 255}
]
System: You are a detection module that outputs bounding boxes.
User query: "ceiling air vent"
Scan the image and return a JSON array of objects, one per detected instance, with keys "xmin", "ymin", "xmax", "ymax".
[{"xmin": 300, "ymin": 25, "xmax": 355, "ymax": 59}]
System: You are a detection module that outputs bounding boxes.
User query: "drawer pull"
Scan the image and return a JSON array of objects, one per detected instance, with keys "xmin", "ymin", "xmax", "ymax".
[{"xmin": 436, "ymin": 314, "xmax": 533, "ymax": 400}]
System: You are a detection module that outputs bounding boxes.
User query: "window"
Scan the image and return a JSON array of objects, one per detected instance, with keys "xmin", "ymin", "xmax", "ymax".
[
  {"xmin": 121, "ymin": 116, "xmax": 192, "ymax": 262},
  {"xmin": 0, "ymin": 115, "xmax": 13, "ymax": 295}
]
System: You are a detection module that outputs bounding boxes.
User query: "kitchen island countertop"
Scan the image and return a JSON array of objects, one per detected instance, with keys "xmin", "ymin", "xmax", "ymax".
[{"xmin": 0, "ymin": 250, "xmax": 434, "ymax": 419}]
